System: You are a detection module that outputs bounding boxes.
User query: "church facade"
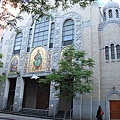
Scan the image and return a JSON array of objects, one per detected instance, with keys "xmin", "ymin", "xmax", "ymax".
[{"xmin": 0, "ymin": 1, "xmax": 120, "ymax": 120}]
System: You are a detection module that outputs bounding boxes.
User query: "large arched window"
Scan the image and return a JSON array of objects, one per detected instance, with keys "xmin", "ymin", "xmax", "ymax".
[
  {"xmin": 27, "ymin": 28, "xmax": 32, "ymax": 52},
  {"xmin": 49, "ymin": 22, "xmax": 54, "ymax": 48},
  {"xmin": 62, "ymin": 19, "xmax": 74, "ymax": 46},
  {"xmin": 109, "ymin": 9, "xmax": 113, "ymax": 18},
  {"xmin": 111, "ymin": 44, "xmax": 115, "ymax": 59},
  {"xmin": 33, "ymin": 18, "xmax": 49, "ymax": 47},
  {"xmin": 105, "ymin": 46, "xmax": 109, "ymax": 60},
  {"xmin": 13, "ymin": 32, "xmax": 22, "ymax": 54},
  {"xmin": 116, "ymin": 45, "xmax": 120, "ymax": 59}
]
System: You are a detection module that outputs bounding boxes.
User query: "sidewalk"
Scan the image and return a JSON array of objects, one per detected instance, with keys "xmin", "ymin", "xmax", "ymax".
[{"xmin": 0, "ymin": 113, "xmax": 53, "ymax": 120}]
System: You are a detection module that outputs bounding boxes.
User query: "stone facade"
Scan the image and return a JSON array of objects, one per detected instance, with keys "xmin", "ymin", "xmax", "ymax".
[{"xmin": 0, "ymin": 1, "xmax": 120, "ymax": 120}]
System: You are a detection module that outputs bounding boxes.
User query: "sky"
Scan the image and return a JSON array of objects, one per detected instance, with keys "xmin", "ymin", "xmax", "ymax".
[{"xmin": 97, "ymin": 0, "xmax": 120, "ymax": 7}]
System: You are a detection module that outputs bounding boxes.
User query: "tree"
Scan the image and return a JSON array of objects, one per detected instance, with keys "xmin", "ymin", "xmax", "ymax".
[
  {"xmin": 0, "ymin": 0, "xmax": 95, "ymax": 30},
  {"xmin": 0, "ymin": 53, "xmax": 6, "ymax": 82},
  {"xmin": 38, "ymin": 45, "xmax": 94, "ymax": 119}
]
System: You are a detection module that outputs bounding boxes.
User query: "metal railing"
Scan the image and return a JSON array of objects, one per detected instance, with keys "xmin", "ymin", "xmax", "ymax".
[
  {"xmin": 46, "ymin": 107, "xmax": 49, "ymax": 116},
  {"xmin": 10, "ymin": 104, "xmax": 14, "ymax": 112},
  {"xmin": 21, "ymin": 108, "xmax": 49, "ymax": 116},
  {"xmin": 70, "ymin": 108, "xmax": 73, "ymax": 120}
]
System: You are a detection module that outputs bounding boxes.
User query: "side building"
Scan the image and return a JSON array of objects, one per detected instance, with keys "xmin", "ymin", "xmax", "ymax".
[{"xmin": 0, "ymin": 1, "xmax": 120, "ymax": 120}]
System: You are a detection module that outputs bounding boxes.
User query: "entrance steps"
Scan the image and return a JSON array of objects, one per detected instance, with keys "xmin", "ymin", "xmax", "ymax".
[
  {"xmin": 0, "ymin": 107, "xmax": 11, "ymax": 114},
  {"xmin": 55, "ymin": 110, "xmax": 72, "ymax": 119},
  {"xmin": 0, "ymin": 108, "xmax": 72, "ymax": 120},
  {"xmin": 18, "ymin": 108, "xmax": 49, "ymax": 116}
]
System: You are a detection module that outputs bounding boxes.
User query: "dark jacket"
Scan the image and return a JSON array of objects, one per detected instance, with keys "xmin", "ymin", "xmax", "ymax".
[{"xmin": 96, "ymin": 106, "xmax": 103, "ymax": 120}]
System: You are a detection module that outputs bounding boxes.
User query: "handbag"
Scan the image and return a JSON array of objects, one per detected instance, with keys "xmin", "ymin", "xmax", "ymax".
[{"xmin": 100, "ymin": 110, "xmax": 104, "ymax": 115}]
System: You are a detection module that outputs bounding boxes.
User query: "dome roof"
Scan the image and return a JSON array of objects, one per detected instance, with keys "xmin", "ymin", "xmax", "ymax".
[{"xmin": 103, "ymin": 1, "xmax": 119, "ymax": 11}]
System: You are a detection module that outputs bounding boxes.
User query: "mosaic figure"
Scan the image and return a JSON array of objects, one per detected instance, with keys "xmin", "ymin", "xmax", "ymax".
[
  {"xmin": 33, "ymin": 50, "xmax": 42, "ymax": 69},
  {"xmin": 10, "ymin": 56, "xmax": 18, "ymax": 72}
]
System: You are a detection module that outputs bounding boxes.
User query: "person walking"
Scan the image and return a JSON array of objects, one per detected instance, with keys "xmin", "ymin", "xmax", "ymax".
[{"xmin": 96, "ymin": 106, "xmax": 104, "ymax": 120}]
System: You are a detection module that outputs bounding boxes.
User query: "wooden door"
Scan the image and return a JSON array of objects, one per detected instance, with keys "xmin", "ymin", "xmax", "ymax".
[
  {"xmin": 36, "ymin": 84, "xmax": 50, "ymax": 109},
  {"xmin": 22, "ymin": 79, "xmax": 37, "ymax": 108},
  {"xmin": 36, "ymin": 92, "xmax": 49, "ymax": 109},
  {"xmin": 7, "ymin": 79, "xmax": 16, "ymax": 108},
  {"xmin": 110, "ymin": 100, "xmax": 120, "ymax": 119}
]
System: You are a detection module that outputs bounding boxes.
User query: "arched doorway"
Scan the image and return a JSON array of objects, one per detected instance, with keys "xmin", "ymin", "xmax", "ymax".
[{"xmin": 106, "ymin": 90, "xmax": 120, "ymax": 120}]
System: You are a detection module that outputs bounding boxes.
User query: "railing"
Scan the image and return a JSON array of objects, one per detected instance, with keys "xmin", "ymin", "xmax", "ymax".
[
  {"xmin": 46, "ymin": 107, "xmax": 49, "ymax": 116},
  {"xmin": 21, "ymin": 108, "xmax": 49, "ymax": 116},
  {"xmin": 70, "ymin": 108, "xmax": 73, "ymax": 120},
  {"xmin": 1, "ymin": 101, "xmax": 7, "ymax": 111},
  {"xmin": 10, "ymin": 104, "xmax": 14, "ymax": 112}
]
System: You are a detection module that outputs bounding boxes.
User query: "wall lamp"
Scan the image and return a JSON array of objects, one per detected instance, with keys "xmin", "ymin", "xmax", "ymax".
[
  {"xmin": 16, "ymin": 71, "xmax": 21, "ymax": 77},
  {"xmin": 51, "ymin": 68, "xmax": 55, "ymax": 72},
  {"xmin": 2, "ymin": 72, "xmax": 6, "ymax": 76}
]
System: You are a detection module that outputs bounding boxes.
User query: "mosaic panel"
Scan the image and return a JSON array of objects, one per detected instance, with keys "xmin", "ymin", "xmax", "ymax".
[
  {"xmin": 29, "ymin": 47, "xmax": 46, "ymax": 72},
  {"xmin": 9, "ymin": 55, "xmax": 19, "ymax": 74}
]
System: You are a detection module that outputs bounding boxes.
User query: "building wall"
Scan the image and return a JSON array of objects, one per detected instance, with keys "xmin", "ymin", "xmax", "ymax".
[{"xmin": 0, "ymin": 1, "xmax": 120, "ymax": 120}]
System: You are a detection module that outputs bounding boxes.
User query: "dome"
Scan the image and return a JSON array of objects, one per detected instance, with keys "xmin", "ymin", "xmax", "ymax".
[{"xmin": 103, "ymin": 1, "xmax": 119, "ymax": 11}]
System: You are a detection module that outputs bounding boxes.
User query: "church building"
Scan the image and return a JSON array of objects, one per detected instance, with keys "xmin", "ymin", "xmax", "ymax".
[{"xmin": 0, "ymin": 0, "xmax": 120, "ymax": 120}]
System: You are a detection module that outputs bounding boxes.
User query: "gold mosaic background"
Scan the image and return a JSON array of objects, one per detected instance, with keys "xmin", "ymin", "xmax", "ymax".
[{"xmin": 29, "ymin": 47, "xmax": 46, "ymax": 72}]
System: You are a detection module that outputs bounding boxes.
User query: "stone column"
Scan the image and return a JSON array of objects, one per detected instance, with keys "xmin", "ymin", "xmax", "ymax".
[
  {"xmin": 48, "ymin": 82, "xmax": 59, "ymax": 117},
  {"xmin": 0, "ymin": 31, "xmax": 16, "ymax": 110},
  {"xmin": 13, "ymin": 77, "xmax": 24, "ymax": 112},
  {"xmin": 0, "ymin": 79, "xmax": 10, "ymax": 110},
  {"xmin": 73, "ymin": 93, "xmax": 82, "ymax": 120},
  {"xmin": 13, "ymin": 25, "xmax": 30, "ymax": 112}
]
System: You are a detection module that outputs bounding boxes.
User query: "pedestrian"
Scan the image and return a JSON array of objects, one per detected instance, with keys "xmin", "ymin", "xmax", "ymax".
[{"xmin": 96, "ymin": 106, "xmax": 104, "ymax": 120}]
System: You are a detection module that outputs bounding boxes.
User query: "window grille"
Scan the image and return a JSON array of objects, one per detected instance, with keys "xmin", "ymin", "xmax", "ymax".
[
  {"xmin": 62, "ymin": 19, "xmax": 74, "ymax": 46},
  {"xmin": 109, "ymin": 9, "xmax": 113, "ymax": 18},
  {"xmin": 105, "ymin": 46, "xmax": 109, "ymax": 60},
  {"xmin": 13, "ymin": 33, "xmax": 22, "ymax": 54}
]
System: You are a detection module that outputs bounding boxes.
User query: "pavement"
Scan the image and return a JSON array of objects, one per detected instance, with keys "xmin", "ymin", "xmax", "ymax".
[{"xmin": 0, "ymin": 113, "xmax": 54, "ymax": 120}]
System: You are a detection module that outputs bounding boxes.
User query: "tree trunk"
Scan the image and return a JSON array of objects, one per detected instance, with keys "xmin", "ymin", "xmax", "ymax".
[{"xmin": 59, "ymin": 91, "xmax": 71, "ymax": 111}]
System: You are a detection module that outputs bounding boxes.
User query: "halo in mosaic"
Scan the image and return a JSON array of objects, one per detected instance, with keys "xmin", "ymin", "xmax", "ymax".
[{"xmin": 29, "ymin": 47, "xmax": 46, "ymax": 72}]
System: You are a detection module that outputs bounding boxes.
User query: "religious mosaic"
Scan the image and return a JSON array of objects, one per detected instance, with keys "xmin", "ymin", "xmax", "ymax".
[
  {"xmin": 29, "ymin": 47, "xmax": 46, "ymax": 72},
  {"xmin": 60, "ymin": 47, "xmax": 73, "ymax": 65},
  {"xmin": 60, "ymin": 47, "xmax": 67, "ymax": 60},
  {"xmin": 9, "ymin": 55, "xmax": 19, "ymax": 73}
]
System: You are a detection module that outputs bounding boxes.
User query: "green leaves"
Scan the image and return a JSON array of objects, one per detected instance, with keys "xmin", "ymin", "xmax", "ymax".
[
  {"xmin": 38, "ymin": 45, "xmax": 94, "ymax": 100},
  {"xmin": 0, "ymin": 53, "xmax": 5, "ymax": 82},
  {"xmin": 0, "ymin": 53, "xmax": 3, "ymax": 68},
  {"xmin": 0, "ymin": 0, "xmax": 94, "ymax": 30},
  {"xmin": 0, "ymin": 75, "xmax": 6, "ymax": 82}
]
